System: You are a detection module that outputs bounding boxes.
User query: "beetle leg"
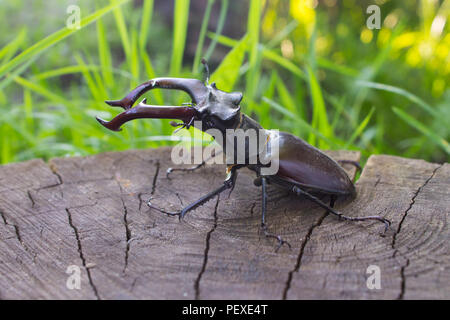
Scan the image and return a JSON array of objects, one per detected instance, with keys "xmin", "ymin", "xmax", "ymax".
[
  {"xmin": 146, "ymin": 197, "xmax": 182, "ymax": 217},
  {"xmin": 149, "ymin": 166, "xmax": 238, "ymax": 220},
  {"xmin": 166, "ymin": 149, "xmax": 223, "ymax": 179},
  {"xmin": 292, "ymin": 186, "xmax": 391, "ymax": 235},
  {"xmin": 166, "ymin": 162, "xmax": 207, "ymax": 180},
  {"xmin": 260, "ymin": 177, "xmax": 291, "ymax": 252}
]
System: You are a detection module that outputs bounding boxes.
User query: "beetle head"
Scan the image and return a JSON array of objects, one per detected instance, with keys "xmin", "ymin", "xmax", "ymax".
[
  {"xmin": 96, "ymin": 60, "xmax": 243, "ymax": 132},
  {"xmin": 195, "ymin": 82, "xmax": 243, "ymax": 130}
]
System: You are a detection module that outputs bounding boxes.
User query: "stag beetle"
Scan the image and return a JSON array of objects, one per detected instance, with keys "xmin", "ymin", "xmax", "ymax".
[{"xmin": 96, "ymin": 60, "xmax": 390, "ymax": 250}]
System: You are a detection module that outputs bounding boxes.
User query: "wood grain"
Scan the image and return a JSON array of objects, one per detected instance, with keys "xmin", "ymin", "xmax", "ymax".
[{"xmin": 0, "ymin": 148, "xmax": 447, "ymax": 299}]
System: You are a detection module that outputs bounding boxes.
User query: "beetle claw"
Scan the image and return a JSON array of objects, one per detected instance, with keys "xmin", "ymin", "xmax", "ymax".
[
  {"xmin": 260, "ymin": 223, "xmax": 291, "ymax": 252},
  {"xmin": 274, "ymin": 237, "xmax": 291, "ymax": 252},
  {"xmin": 166, "ymin": 168, "xmax": 174, "ymax": 179},
  {"xmin": 179, "ymin": 209, "xmax": 187, "ymax": 221},
  {"xmin": 146, "ymin": 197, "xmax": 182, "ymax": 218},
  {"xmin": 379, "ymin": 218, "xmax": 391, "ymax": 237}
]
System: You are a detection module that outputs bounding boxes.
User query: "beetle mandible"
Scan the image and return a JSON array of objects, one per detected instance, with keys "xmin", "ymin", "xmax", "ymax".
[{"xmin": 96, "ymin": 60, "xmax": 390, "ymax": 251}]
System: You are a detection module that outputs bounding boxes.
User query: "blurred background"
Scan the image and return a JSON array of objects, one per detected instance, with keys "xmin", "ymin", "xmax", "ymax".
[{"xmin": 0, "ymin": 0, "xmax": 448, "ymax": 165}]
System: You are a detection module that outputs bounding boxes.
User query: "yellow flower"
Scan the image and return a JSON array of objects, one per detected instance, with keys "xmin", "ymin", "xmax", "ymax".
[{"xmin": 290, "ymin": 0, "xmax": 316, "ymax": 35}]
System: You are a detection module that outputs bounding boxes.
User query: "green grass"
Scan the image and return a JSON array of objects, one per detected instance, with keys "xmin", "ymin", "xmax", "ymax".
[
  {"xmin": 170, "ymin": 0, "xmax": 190, "ymax": 77},
  {"xmin": 0, "ymin": 0, "xmax": 448, "ymax": 166}
]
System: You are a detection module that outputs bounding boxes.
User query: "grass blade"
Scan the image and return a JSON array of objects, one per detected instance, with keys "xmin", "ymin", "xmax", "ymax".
[
  {"xmin": 266, "ymin": 20, "xmax": 299, "ymax": 49},
  {"xmin": 13, "ymin": 76, "xmax": 67, "ymax": 104},
  {"xmin": 317, "ymin": 57, "xmax": 358, "ymax": 77},
  {"xmin": 139, "ymin": 0, "xmax": 154, "ymax": 53},
  {"xmin": 208, "ymin": 33, "xmax": 307, "ymax": 80},
  {"xmin": 1, "ymin": 125, "xmax": 11, "ymax": 164},
  {"xmin": 262, "ymin": 48, "xmax": 306, "ymax": 80},
  {"xmin": 356, "ymin": 80, "xmax": 438, "ymax": 117},
  {"xmin": 344, "ymin": 107, "xmax": 375, "ymax": 149},
  {"xmin": 204, "ymin": 0, "xmax": 229, "ymax": 61},
  {"xmin": 210, "ymin": 34, "xmax": 248, "ymax": 91},
  {"xmin": 97, "ymin": 18, "xmax": 114, "ymax": 87},
  {"xmin": 0, "ymin": 0, "xmax": 130, "ymax": 78},
  {"xmin": 245, "ymin": 0, "xmax": 262, "ymax": 99},
  {"xmin": 170, "ymin": 0, "xmax": 190, "ymax": 76},
  {"xmin": 111, "ymin": 0, "xmax": 131, "ymax": 60},
  {"xmin": 0, "ymin": 28, "xmax": 27, "ymax": 63},
  {"xmin": 193, "ymin": 0, "xmax": 215, "ymax": 73},
  {"xmin": 23, "ymin": 89, "xmax": 34, "ymax": 132},
  {"xmin": 141, "ymin": 51, "xmax": 164, "ymax": 105},
  {"xmin": 307, "ymin": 65, "xmax": 332, "ymax": 148},
  {"xmin": 130, "ymin": 29, "xmax": 140, "ymax": 86},
  {"xmin": 259, "ymin": 70, "xmax": 278, "ymax": 128},
  {"xmin": 392, "ymin": 107, "xmax": 449, "ymax": 154},
  {"xmin": 75, "ymin": 54, "xmax": 105, "ymax": 101},
  {"xmin": 0, "ymin": 52, "xmax": 41, "ymax": 90},
  {"xmin": 32, "ymin": 65, "xmax": 134, "ymax": 81},
  {"xmin": 262, "ymin": 97, "xmax": 340, "ymax": 148}
]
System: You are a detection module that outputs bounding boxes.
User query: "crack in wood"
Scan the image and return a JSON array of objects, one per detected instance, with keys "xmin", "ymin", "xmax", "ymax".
[
  {"xmin": 0, "ymin": 209, "xmax": 34, "ymax": 260},
  {"xmin": 282, "ymin": 211, "xmax": 329, "ymax": 300},
  {"xmin": 175, "ymin": 192, "xmax": 184, "ymax": 206},
  {"xmin": 27, "ymin": 190, "xmax": 35, "ymax": 208},
  {"xmin": 194, "ymin": 195, "xmax": 220, "ymax": 300},
  {"xmin": 138, "ymin": 193, "xmax": 145, "ymax": 212},
  {"xmin": 151, "ymin": 161, "xmax": 160, "ymax": 195},
  {"xmin": 115, "ymin": 178, "xmax": 132, "ymax": 274},
  {"xmin": 0, "ymin": 209, "xmax": 7, "ymax": 225},
  {"xmin": 397, "ymin": 258, "xmax": 410, "ymax": 300},
  {"xmin": 48, "ymin": 163, "xmax": 63, "ymax": 186},
  {"xmin": 121, "ymin": 197, "xmax": 131, "ymax": 273},
  {"xmin": 0, "ymin": 209, "xmax": 42, "ymax": 289},
  {"xmin": 35, "ymin": 182, "xmax": 64, "ymax": 191},
  {"xmin": 130, "ymin": 277, "xmax": 138, "ymax": 292},
  {"xmin": 374, "ymin": 176, "xmax": 381, "ymax": 188},
  {"xmin": 0, "ymin": 211, "xmax": 23, "ymax": 245},
  {"xmin": 2, "ymin": 151, "xmax": 446, "ymax": 299},
  {"xmin": 65, "ymin": 208, "xmax": 100, "ymax": 299},
  {"xmin": 47, "ymin": 162, "xmax": 64, "ymax": 199},
  {"xmin": 390, "ymin": 163, "xmax": 443, "ymax": 300},
  {"xmin": 249, "ymin": 202, "xmax": 256, "ymax": 216},
  {"xmin": 391, "ymin": 164, "xmax": 443, "ymax": 248},
  {"xmin": 137, "ymin": 161, "xmax": 161, "ymax": 211}
]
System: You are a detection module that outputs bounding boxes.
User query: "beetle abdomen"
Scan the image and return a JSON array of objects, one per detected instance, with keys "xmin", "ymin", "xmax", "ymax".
[{"xmin": 274, "ymin": 132, "xmax": 355, "ymax": 196}]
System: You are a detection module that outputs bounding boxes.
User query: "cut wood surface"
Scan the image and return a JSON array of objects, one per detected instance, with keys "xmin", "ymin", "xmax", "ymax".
[{"xmin": 0, "ymin": 147, "xmax": 448, "ymax": 299}]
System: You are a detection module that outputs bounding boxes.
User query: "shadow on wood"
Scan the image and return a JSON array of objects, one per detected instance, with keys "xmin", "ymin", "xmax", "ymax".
[{"xmin": 0, "ymin": 147, "xmax": 448, "ymax": 299}]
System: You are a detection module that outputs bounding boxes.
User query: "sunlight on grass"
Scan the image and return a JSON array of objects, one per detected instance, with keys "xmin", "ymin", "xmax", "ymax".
[{"xmin": 0, "ymin": 0, "xmax": 448, "ymax": 165}]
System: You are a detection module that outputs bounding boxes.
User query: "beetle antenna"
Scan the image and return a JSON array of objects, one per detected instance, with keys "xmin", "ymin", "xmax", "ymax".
[{"xmin": 201, "ymin": 58, "xmax": 210, "ymax": 85}]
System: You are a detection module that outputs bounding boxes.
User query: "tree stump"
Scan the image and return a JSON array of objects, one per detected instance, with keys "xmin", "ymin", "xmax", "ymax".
[{"xmin": 0, "ymin": 147, "xmax": 448, "ymax": 299}]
